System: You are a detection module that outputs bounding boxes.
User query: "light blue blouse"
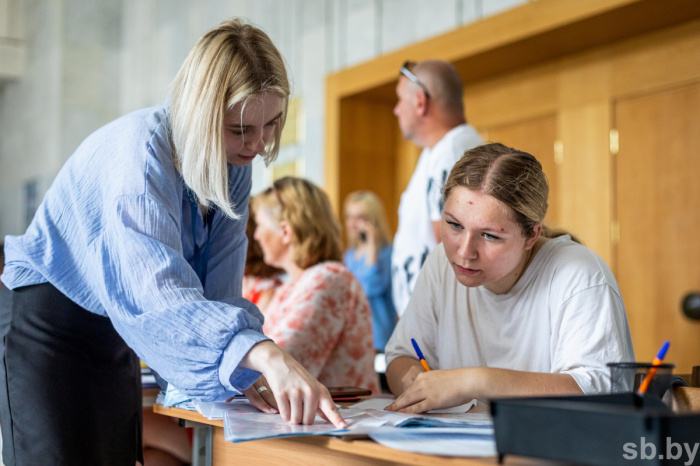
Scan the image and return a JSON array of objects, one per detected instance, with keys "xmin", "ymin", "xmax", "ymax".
[
  {"xmin": 1, "ymin": 106, "xmax": 268, "ymax": 401},
  {"xmin": 344, "ymin": 246, "xmax": 396, "ymax": 351}
]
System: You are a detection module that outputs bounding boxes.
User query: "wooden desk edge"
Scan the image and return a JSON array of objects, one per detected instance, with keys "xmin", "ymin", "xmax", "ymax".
[{"xmin": 152, "ymin": 403, "xmax": 550, "ymax": 465}]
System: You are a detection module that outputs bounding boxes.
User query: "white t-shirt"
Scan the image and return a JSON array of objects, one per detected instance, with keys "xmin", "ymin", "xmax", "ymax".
[
  {"xmin": 391, "ymin": 124, "xmax": 483, "ymax": 315},
  {"xmin": 386, "ymin": 236, "xmax": 635, "ymax": 394}
]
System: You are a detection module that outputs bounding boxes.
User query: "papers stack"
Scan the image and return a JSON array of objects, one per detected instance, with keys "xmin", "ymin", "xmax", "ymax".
[
  {"xmin": 342, "ymin": 397, "xmax": 496, "ymax": 457},
  {"xmin": 161, "ymin": 385, "xmax": 496, "ymax": 457},
  {"xmin": 221, "ymin": 396, "xmax": 496, "ymax": 457}
]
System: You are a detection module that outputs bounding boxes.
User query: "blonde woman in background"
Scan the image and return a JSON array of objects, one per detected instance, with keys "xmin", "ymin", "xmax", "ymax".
[
  {"xmin": 0, "ymin": 19, "xmax": 344, "ymax": 466},
  {"xmin": 252, "ymin": 177, "xmax": 379, "ymax": 395},
  {"xmin": 343, "ymin": 191, "xmax": 396, "ymax": 353}
]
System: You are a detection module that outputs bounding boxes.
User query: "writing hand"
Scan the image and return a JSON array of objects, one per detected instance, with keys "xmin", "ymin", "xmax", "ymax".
[
  {"xmin": 400, "ymin": 364, "xmax": 423, "ymax": 391},
  {"xmin": 385, "ymin": 368, "xmax": 474, "ymax": 413}
]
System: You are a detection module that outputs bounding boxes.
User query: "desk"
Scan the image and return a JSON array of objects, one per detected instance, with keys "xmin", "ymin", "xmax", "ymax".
[{"xmin": 153, "ymin": 404, "xmax": 553, "ymax": 466}]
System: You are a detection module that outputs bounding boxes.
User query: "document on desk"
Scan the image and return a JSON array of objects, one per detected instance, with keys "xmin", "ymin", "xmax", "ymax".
[
  {"xmin": 338, "ymin": 397, "xmax": 497, "ymax": 456},
  {"xmin": 220, "ymin": 394, "xmax": 496, "ymax": 456},
  {"xmin": 345, "ymin": 397, "xmax": 493, "ymax": 428},
  {"xmin": 223, "ymin": 410, "xmax": 347, "ymax": 443},
  {"xmin": 192, "ymin": 399, "xmax": 257, "ymax": 420},
  {"xmin": 368, "ymin": 428, "xmax": 497, "ymax": 457}
]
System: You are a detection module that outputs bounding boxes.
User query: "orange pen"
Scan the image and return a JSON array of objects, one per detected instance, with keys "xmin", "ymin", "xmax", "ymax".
[{"xmin": 638, "ymin": 341, "xmax": 670, "ymax": 394}]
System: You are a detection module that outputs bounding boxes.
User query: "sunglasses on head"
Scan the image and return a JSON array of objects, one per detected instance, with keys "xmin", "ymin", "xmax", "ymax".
[{"xmin": 400, "ymin": 61, "xmax": 431, "ymax": 99}]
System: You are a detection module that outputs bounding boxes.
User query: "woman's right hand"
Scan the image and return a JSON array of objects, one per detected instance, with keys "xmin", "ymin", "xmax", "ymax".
[
  {"xmin": 241, "ymin": 340, "xmax": 347, "ymax": 428},
  {"xmin": 385, "ymin": 368, "xmax": 475, "ymax": 413}
]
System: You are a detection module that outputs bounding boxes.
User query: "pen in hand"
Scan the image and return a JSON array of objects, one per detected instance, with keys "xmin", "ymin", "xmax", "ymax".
[{"xmin": 411, "ymin": 338, "xmax": 431, "ymax": 372}]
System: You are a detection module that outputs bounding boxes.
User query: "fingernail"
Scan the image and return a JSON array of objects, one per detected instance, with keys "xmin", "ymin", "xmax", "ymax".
[
  {"xmin": 271, "ymin": 408, "xmax": 278, "ymax": 414},
  {"xmin": 339, "ymin": 422, "xmax": 347, "ymax": 429}
]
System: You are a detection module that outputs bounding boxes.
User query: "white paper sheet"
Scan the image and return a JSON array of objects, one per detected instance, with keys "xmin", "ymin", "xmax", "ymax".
[{"xmin": 345, "ymin": 397, "xmax": 493, "ymax": 427}]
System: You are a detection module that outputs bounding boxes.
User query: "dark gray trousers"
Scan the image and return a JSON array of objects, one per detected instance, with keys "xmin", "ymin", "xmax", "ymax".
[{"xmin": 0, "ymin": 283, "xmax": 142, "ymax": 466}]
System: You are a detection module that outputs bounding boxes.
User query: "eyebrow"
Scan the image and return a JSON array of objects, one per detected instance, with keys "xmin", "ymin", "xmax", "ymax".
[
  {"xmin": 226, "ymin": 111, "xmax": 283, "ymax": 129},
  {"xmin": 444, "ymin": 211, "xmax": 509, "ymax": 234}
]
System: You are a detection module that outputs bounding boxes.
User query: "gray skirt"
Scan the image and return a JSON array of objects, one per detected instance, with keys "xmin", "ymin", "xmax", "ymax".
[{"xmin": 0, "ymin": 283, "xmax": 143, "ymax": 466}]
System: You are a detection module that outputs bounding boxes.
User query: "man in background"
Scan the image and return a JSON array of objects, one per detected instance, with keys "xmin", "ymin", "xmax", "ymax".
[{"xmin": 391, "ymin": 60, "xmax": 483, "ymax": 316}]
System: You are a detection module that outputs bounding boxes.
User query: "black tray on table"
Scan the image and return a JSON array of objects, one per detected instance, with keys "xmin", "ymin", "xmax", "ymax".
[{"xmin": 490, "ymin": 393, "xmax": 700, "ymax": 466}]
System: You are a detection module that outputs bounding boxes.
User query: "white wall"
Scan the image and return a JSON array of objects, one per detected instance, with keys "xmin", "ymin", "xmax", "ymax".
[{"xmin": 0, "ymin": 0, "xmax": 527, "ymax": 238}]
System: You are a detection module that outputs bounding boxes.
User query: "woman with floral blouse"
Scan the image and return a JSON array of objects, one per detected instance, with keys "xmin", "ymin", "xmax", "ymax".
[{"xmin": 252, "ymin": 177, "xmax": 379, "ymax": 394}]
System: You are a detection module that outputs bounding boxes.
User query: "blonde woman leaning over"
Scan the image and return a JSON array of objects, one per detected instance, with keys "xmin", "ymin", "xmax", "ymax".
[
  {"xmin": 0, "ymin": 19, "xmax": 344, "ymax": 465},
  {"xmin": 343, "ymin": 191, "xmax": 396, "ymax": 352},
  {"xmin": 385, "ymin": 142, "xmax": 634, "ymax": 414},
  {"xmin": 252, "ymin": 177, "xmax": 379, "ymax": 394}
]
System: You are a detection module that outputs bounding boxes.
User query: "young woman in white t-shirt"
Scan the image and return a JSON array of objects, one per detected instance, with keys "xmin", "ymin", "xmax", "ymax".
[{"xmin": 384, "ymin": 142, "xmax": 634, "ymax": 413}]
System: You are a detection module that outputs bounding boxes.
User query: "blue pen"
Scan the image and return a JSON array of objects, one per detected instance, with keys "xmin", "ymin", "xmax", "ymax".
[{"xmin": 411, "ymin": 338, "xmax": 431, "ymax": 372}]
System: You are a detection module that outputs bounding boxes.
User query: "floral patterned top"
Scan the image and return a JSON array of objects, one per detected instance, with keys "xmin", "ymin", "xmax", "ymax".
[
  {"xmin": 263, "ymin": 261, "xmax": 379, "ymax": 394},
  {"xmin": 243, "ymin": 276, "xmax": 281, "ymax": 306}
]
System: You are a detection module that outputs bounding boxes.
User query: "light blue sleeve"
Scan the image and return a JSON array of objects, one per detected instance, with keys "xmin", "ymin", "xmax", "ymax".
[
  {"xmin": 88, "ymin": 190, "xmax": 267, "ymax": 401},
  {"xmin": 350, "ymin": 246, "xmax": 393, "ymax": 298}
]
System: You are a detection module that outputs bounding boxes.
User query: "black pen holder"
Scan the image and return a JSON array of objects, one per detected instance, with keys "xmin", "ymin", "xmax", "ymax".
[{"xmin": 608, "ymin": 362, "xmax": 676, "ymax": 398}]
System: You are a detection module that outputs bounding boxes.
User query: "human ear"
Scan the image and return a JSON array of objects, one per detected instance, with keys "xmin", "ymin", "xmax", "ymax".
[
  {"xmin": 525, "ymin": 223, "xmax": 542, "ymax": 249},
  {"xmin": 415, "ymin": 91, "xmax": 429, "ymax": 117},
  {"xmin": 278, "ymin": 221, "xmax": 294, "ymax": 245}
]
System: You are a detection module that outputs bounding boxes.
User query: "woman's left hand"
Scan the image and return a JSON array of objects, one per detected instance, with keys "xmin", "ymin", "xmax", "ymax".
[
  {"xmin": 242, "ymin": 375, "xmax": 279, "ymax": 414},
  {"xmin": 384, "ymin": 368, "xmax": 476, "ymax": 413}
]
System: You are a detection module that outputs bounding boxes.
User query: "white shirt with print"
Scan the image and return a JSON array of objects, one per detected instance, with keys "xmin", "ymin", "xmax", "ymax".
[{"xmin": 391, "ymin": 123, "xmax": 483, "ymax": 315}]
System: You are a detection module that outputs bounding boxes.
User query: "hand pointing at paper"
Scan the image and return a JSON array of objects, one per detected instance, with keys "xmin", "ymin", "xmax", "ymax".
[{"xmin": 242, "ymin": 340, "xmax": 347, "ymax": 428}]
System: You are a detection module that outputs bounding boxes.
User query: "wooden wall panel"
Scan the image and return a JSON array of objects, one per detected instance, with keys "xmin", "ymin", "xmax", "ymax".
[
  {"xmin": 615, "ymin": 83, "xmax": 700, "ymax": 373},
  {"xmin": 392, "ymin": 130, "xmax": 421, "ymax": 234},
  {"xmin": 325, "ymin": 79, "xmax": 341, "ymax": 210},
  {"xmin": 558, "ymin": 102, "xmax": 613, "ymax": 265},
  {"xmin": 478, "ymin": 115, "xmax": 560, "ymax": 229},
  {"xmin": 612, "ymin": 19, "xmax": 700, "ymax": 99},
  {"xmin": 466, "ymin": 65, "xmax": 558, "ymax": 128},
  {"xmin": 338, "ymin": 97, "xmax": 400, "ymax": 234}
]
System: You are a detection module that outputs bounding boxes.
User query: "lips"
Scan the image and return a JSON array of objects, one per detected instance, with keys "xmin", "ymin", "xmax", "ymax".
[{"xmin": 455, "ymin": 264, "xmax": 480, "ymax": 275}]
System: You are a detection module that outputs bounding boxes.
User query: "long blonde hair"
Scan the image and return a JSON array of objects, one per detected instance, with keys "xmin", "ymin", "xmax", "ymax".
[
  {"xmin": 444, "ymin": 142, "xmax": 579, "ymax": 242},
  {"xmin": 343, "ymin": 191, "xmax": 392, "ymax": 250},
  {"xmin": 169, "ymin": 18, "xmax": 289, "ymax": 219},
  {"xmin": 252, "ymin": 177, "xmax": 343, "ymax": 269}
]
